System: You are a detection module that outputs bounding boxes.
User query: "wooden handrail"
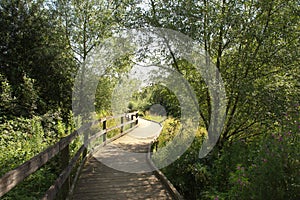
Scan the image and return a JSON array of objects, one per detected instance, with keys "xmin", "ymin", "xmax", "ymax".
[
  {"xmin": 41, "ymin": 145, "xmax": 85, "ymax": 200},
  {"xmin": 0, "ymin": 111, "xmax": 139, "ymax": 199}
]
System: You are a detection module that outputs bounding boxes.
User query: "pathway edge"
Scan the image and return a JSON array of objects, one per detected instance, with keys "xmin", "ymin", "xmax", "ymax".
[{"xmin": 144, "ymin": 119, "xmax": 185, "ymax": 200}]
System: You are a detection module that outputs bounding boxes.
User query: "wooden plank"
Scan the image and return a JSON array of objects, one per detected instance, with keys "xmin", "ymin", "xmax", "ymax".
[
  {"xmin": 108, "ymin": 111, "xmax": 138, "ymax": 121},
  {"xmin": 67, "ymin": 155, "xmax": 89, "ymax": 199},
  {"xmin": 76, "ymin": 121, "xmax": 96, "ymax": 134},
  {"xmin": 71, "ymin": 120, "xmax": 175, "ymax": 200},
  {"xmin": 147, "ymin": 132, "xmax": 184, "ymax": 200},
  {"xmin": 61, "ymin": 144, "xmax": 70, "ymax": 199},
  {"xmin": 87, "ymin": 130, "xmax": 106, "ymax": 143},
  {"xmin": 0, "ymin": 111, "xmax": 138, "ymax": 198},
  {"xmin": 105, "ymin": 125, "xmax": 138, "ymax": 144},
  {"xmin": 98, "ymin": 111, "xmax": 137, "ymax": 122},
  {"xmin": 0, "ymin": 143, "xmax": 58, "ymax": 197},
  {"xmin": 87, "ymin": 118, "xmax": 137, "ymax": 144},
  {"xmin": 59, "ymin": 131, "xmax": 78, "ymax": 151}
]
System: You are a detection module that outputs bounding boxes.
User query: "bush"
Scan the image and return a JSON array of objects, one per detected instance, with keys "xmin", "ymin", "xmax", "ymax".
[
  {"xmin": 152, "ymin": 118, "xmax": 209, "ymax": 199},
  {"xmin": 153, "ymin": 105, "xmax": 299, "ymax": 200},
  {"xmin": 0, "ymin": 116, "xmax": 47, "ymax": 176},
  {"xmin": 0, "ymin": 111, "xmax": 76, "ymax": 199}
]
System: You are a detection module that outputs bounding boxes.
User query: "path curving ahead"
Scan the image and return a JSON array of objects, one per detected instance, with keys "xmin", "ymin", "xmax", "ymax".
[{"xmin": 71, "ymin": 119, "xmax": 174, "ymax": 200}]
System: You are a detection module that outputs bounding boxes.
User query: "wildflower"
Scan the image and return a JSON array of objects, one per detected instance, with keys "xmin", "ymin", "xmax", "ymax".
[{"xmin": 214, "ymin": 196, "xmax": 219, "ymax": 200}]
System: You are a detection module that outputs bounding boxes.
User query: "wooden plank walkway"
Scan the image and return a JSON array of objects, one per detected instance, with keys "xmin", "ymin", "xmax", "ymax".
[{"xmin": 71, "ymin": 119, "xmax": 174, "ymax": 199}]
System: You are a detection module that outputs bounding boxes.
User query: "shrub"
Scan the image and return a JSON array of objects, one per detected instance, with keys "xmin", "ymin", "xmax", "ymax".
[
  {"xmin": 153, "ymin": 105, "xmax": 299, "ymax": 200},
  {"xmin": 0, "ymin": 111, "xmax": 76, "ymax": 199}
]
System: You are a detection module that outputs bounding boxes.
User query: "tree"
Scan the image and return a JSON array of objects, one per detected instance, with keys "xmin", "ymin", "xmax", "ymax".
[
  {"xmin": 122, "ymin": 0, "xmax": 299, "ymax": 150},
  {"xmin": 0, "ymin": 0, "xmax": 76, "ymax": 117}
]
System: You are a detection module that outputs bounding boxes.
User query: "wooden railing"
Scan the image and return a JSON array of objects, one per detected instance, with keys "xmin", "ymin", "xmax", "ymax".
[{"xmin": 0, "ymin": 111, "xmax": 139, "ymax": 199}]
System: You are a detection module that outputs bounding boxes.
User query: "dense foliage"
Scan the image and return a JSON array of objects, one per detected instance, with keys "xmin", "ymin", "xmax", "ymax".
[
  {"xmin": 0, "ymin": 0, "xmax": 76, "ymax": 118},
  {"xmin": 0, "ymin": 110, "xmax": 75, "ymax": 199},
  {"xmin": 154, "ymin": 111, "xmax": 299, "ymax": 199},
  {"xmin": 0, "ymin": 0, "xmax": 299, "ymax": 199},
  {"xmin": 129, "ymin": 0, "xmax": 299, "ymax": 199}
]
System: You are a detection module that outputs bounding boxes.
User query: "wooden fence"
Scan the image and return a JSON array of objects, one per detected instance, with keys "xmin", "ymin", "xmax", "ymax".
[{"xmin": 0, "ymin": 111, "xmax": 139, "ymax": 199}]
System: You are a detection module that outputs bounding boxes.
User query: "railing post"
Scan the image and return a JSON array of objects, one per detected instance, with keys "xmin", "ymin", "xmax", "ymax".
[
  {"xmin": 83, "ymin": 132, "xmax": 89, "ymax": 158},
  {"xmin": 135, "ymin": 112, "xmax": 138, "ymax": 125},
  {"xmin": 60, "ymin": 144, "xmax": 70, "ymax": 199},
  {"xmin": 120, "ymin": 116, "xmax": 124, "ymax": 134},
  {"xmin": 103, "ymin": 120, "xmax": 107, "ymax": 145},
  {"xmin": 130, "ymin": 114, "xmax": 134, "ymax": 128}
]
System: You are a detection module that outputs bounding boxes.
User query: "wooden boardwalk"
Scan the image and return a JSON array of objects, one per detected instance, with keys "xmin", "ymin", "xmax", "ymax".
[{"xmin": 71, "ymin": 119, "xmax": 176, "ymax": 200}]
